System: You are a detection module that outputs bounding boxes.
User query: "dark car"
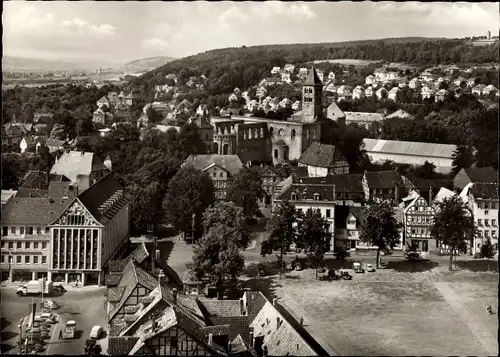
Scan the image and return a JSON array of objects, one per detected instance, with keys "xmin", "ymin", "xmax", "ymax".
[
  {"xmin": 327, "ymin": 269, "xmax": 338, "ymax": 281},
  {"xmin": 352, "ymin": 262, "xmax": 365, "ymax": 273},
  {"xmin": 340, "ymin": 271, "xmax": 353, "ymax": 280},
  {"xmin": 258, "ymin": 264, "xmax": 266, "ymax": 277},
  {"xmin": 53, "ymin": 285, "xmax": 66, "ymax": 293}
]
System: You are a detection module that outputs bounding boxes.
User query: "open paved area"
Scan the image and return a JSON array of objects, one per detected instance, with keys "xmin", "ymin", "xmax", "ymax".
[{"xmin": 1, "ymin": 286, "xmax": 107, "ymax": 355}]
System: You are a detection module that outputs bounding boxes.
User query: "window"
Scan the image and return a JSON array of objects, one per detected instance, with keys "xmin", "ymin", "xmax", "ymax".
[
  {"xmin": 25, "ymin": 256, "xmax": 30, "ymax": 264},
  {"xmin": 36, "ymin": 227, "xmax": 41, "ymax": 235},
  {"xmin": 45, "ymin": 227, "xmax": 50, "ymax": 234},
  {"xmin": 477, "ymin": 202, "xmax": 482, "ymax": 209},
  {"xmin": 493, "ymin": 219, "xmax": 497, "ymax": 226},
  {"xmin": 478, "ymin": 230, "xmax": 482, "ymax": 237},
  {"xmin": 274, "ymin": 149, "xmax": 278, "ymax": 159},
  {"xmin": 34, "ymin": 256, "xmax": 39, "ymax": 264},
  {"xmin": 17, "ymin": 242, "xmax": 22, "ymax": 249},
  {"xmin": 484, "ymin": 202, "xmax": 489, "ymax": 209},
  {"xmin": 478, "ymin": 219, "xmax": 482, "ymax": 226},
  {"xmin": 2, "ymin": 227, "xmax": 7, "ymax": 236},
  {"xmin": 485, "ymin": 219, "xmax": 489, "ymax": 226},
  {"xmin": 492, "ymin": 231, "xmax": 497, "ymax": 238},
  {"xmin": 11, "ymin": 227, "xmax": 16, "ymax": 234},
  {"xmin": 8, "ymin": 242, "xmax": 13, "ymax": 249},
  {"xmin": 20, "ymin": 227, "xmax": 24, "ymax": 235},
  {"xmin": 220, "ymin": 172, "xmax": 224, "ymax": 178},
  {"xmin": 42, "ymin": 256, "xmax": 47, "ymax": 264},
  {"xmin": 42, "ymin": 242, "xmax": 47, "ymax": 250},
  {"xmin": 17, "ymin": 256, "xmax": 22, "ymax": 264},
  {"xmin": 1, "ymin": 255, "xmax": 4, "ymax": 263},
  {"xmin": 485, "ymin": 210, "xmax": 489, "ymax": 216},
  {"xmin": 33, "ymin": 242, "xmax": 38, "ymax": 249},
  {"xmin": 492, "ymin": 203, "xmax": 497, "ymax": 209},
  {"xmin": 291, "ymin": 129, "xmax": 296, "ymax": 138},
  {"xmin": 213, "ymin": 172, "xmax": 216, "ymax": 178},
  {"xmin": 291, "ymin": 193, "xmax": 298, "ymax": 201},
  {"xmin": 422, "ymin": 240, "xmax": 428, "ymax": 252},
  {"xmin": 313, "ymin": 193, "xmax": 320, "ymax": 201},
  {"xmin": 25, "ymin": 242, "xmax": 30, "ymax": 249},
  {"xmin": 326, "ymin": 209, "xmax": 331, "ymax": 218},
  {"xmin": 26, "ymin": 227, "xmax": 33, "ymax": 235},
  {"xmin": 485, "ymin": 230, "xmax": 489, "ymax": 238}
]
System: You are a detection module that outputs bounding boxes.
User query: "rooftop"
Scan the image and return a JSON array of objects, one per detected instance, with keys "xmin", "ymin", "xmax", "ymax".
[
  {"xmin": 363, "ymin": 138, "xmax": 456, "ymax": 159},
  {"xmin": 345, "ymin": 112, "xmax": 384, "ymax": 123},
  {"xmin": 1, "ymin": 197, "xmax": 71, "ymax": 225},
  {"xmin": 302, "ymin": 67, "xmax": 323, "ymax": 86},
  {"xmin": 182, "ymin": 154, "xmax": 243, "ymax": 176},
  {"xmin": 50, "ymin": 151, "xmax": 108, "ymax": 183},
  {"xmin": 364, "ymin": 170, "xmax": 404, "ymax": 189},
  {"xmin": 462, "ymin": 167, "xmax": 498, "ymax": 184},
  {"xmin": 298, "ymin": 142, "xmax": 347, "ymax": 168}
]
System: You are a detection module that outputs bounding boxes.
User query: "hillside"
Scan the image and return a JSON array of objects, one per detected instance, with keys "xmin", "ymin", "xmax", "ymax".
[
  {"xmin": 123, "ymin": 56, "xmax": 177, "ymax": 72},
  {"xmin": 2, "ymin": 55, "xmax": 113, "ymax": 72},
  {"xmin": 129, "ymin": 37, "xmax": 498, "ymax": 96}
]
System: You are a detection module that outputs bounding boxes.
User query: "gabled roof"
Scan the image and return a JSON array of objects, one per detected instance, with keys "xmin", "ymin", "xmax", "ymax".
[
  {"xmin": 182, "ymin": 155, "xmax": 243, "ymax": 176},
  {"xmin": 298, "ymin": 142, "xmax": 347, "ymax": 168},
  {"xmin": 462, "ymin": 167, "xmax": 498, "ymax": 183},
  {"xmin": 295, "ymin": 173, "xmax": 364, "ymax": 194},
  {"xmin": 1, "ymin": 197, "xmax": 71, "ymax": 225},
  {"xmin": 302, "ymin": 67, "xmax": 322, "ymax": 86},
  {"xmin": 364, "ymin": 170, "xmax": 404, "ymax": 189},
  {"xmin": 50, "ymin": 151, "xmax": 108, "ymax": 183},
  {"xmin": 108, "ymin": 336, "xmax": 140, "ymax": 356},
  {"xmin": 345, "ymin": 111, "xmax": 384, "ymax": 123}
]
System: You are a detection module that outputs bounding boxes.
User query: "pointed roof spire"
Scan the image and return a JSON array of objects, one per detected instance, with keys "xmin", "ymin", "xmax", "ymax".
[{"xmin": 303, "ymin": 66, "xmax": 322, "ymax": 86}]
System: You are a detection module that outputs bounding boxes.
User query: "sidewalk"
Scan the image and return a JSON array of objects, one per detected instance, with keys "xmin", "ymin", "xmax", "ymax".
[{"xmin": 0, "ymin": 282, "xmax": 105, "ymax": 292}]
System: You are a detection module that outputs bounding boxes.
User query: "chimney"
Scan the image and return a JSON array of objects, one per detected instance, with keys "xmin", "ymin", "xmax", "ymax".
[
  {"xmin": 429, "ymin": 186, "xmax": 433, "ymax": 205},
  {"xmin": 272, "ymin": 298, "xmax": 278, "ymax": 307},
  {"xmin": 172, "ymin": 288, "xmax": 177, "ymax": 304},
  {"xmin": 249, "ymin": 327, "xmax": 254, "ymax": 348},
  {"xmin": 208, "ymin": 333, "xmax": 213, "ymax": 346}
]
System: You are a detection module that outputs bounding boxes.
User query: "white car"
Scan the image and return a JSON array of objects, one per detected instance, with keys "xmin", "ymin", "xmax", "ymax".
[
  {"xmin": 365, "ymin": 264, "xmax": 376, "ymax": 272},
  {"xmin": 90, "ymin": 325, "xmax": 103, "ymax": 339}
]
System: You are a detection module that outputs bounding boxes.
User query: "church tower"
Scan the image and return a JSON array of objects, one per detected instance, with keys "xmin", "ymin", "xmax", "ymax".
[{"xmin": 301, "ymin": 67, "xmax": 323, "ymax": 123}]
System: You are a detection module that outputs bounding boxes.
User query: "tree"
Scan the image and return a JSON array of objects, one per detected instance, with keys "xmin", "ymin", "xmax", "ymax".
[
  {"xmin": 296, "ymin": 208, "xmax": 331, "ymax": 279},
  {"xmin": 451, "ymin": 145, "xmax": 475, "ymax": 176},
  {"xmin": 478, "ymin": 238, "xmax": 496, "ymax": 271},
  {"xmin": 49, "ymin": 123, "xmax": 67, "ymax": 140},
  {"xmin": 163, "ymin": 168, "xmax": 215, "ymax": 239},
  {"xmin": 431, "ymin": 195, "xmax": 476, "ymax": 271},
  {"xmin": 415, "ymin": 161, "xmax": 437, "ymax": 179},
  {"xmin": 359, "ymin": 202, "xmax": 402, "ymax": 268},
  {"xmin": 227, "ymin": 167, "xmax": 265, "ymax": 217},
  {"xmin": 261, "ymin": 200, "xmax": 297, "ymax": 278},
  {"xmin": 146, "ymin": 106, "xmax": 161, "ymax": 124}
]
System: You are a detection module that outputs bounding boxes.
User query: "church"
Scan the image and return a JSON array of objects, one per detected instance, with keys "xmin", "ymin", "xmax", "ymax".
[{"xmin": 202, "ymin": 67, "xmax": 326, "ymax": 165}]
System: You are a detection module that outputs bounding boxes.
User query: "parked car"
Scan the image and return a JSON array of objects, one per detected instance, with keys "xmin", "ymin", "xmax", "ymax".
[
  {"xmin": 43, "ymin": 300, "xmax": 60, "ymax": 310},
  {"xmin": 365, "ymin": 264, "xmax": 376, "ymax": 272},
  {"xmin": 90, "ymin": 325, "xmax": 103, "ymax": 339},
  {"xmin": 52, "ymin": 285, "xmax": 66, "ymax": 293},
  {"xmin": 352, "ymin": 262, "xmax": 365, "ymax": 273},
  {"xmin": 340, "ymin": 270, "xmax": 353, "ymax": 280}
]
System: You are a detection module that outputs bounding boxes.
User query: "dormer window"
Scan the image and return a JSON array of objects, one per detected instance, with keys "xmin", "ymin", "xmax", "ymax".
[{"xmin": 313, "ymin": 193, "xmax": 320, "ymax": 201}]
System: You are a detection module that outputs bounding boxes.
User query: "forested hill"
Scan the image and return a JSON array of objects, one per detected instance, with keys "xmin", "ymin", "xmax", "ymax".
[{"xmin": 130, "ymin": 37, "xmax": 498, "ymax": 95}]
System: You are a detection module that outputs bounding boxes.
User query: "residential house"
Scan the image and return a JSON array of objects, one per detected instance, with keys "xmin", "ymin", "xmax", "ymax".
[
  {"xmin": 409, "ymin": 78, "xmax": 420, "ymax": 89},
  {"xmin": 229, "ymin": 93, "xmax": 239, "ymax": 102},
  {"xmin": 291, "ymin": 100, "xmax": 301, "ymax": 111},
  {"xmin": 461, "ymin": 182, "xmax": 499, "ymax": 254},
  {"xmin": 397, "ymin": 78, "xmax": 408, "ymax": 88},
  {"xmin": 316, "ymin": 70, "xmax": 324, "ymax": 83},
  {"xmin": 419, "ymin": 72, "xmax": 434, "ymax": 82},
  {"xmin": 19, "ymin": 136, "xmax": 40, "ymax": 153},
  {"xmin": 420, "ymin": 86, "xmax": 435, "ymax": 100},
  {"xmin": 453, "ymin": 77, "xmax": 467, "ymax": 86},
  {"xmin": 97, "ymin": 96, "xmax": 111, "ymax": 108},
  {"xmin": 375, "ymin": 87, "xmax": 388, "ymax": 100},
  {"xmin": 435, "ymin": 89, "xmax": 450, "ymax": 102},
  {"xmin": 362, "ymin": 170, "xmax": 406, "ymax": 204},
  {"xmin": 298, "ymin": 67, "xmax": 308, "ymax": 77},
  {"xmin": 324, "ymin": 82, "xmax": 337, "ymax": 94},
  {"xmin": 483, "ymin": 84, "xmax": 498, "ymax": 96},
  {"xmin": 284, "ymin": 63, "xmax": 295, "ymax": 73},
  {"xmin": 125, "ymin": 93, "xmax": 136, "ymax": 107},
  {"xmin": 364, "ymin": 86, "xmax": 374, "ymax": 98},
  {"xmin": 402, "ymin": 193, "xmax": 436, "ymax": 253},
  {"xmin": 259, "ymin": 165, "xmax": 291, "ymax": 206},
  {"xmin": 2, "ymin": 121, "xmax": 33, "ymax": 145},
  {"xmin": 342, "ymin": 112, "xmax": 384, "ymax": 129},
  {"xmin": 256, "ymin": 87, "xmax": 267, "ymax": 99},
  {"xmin": 246, "ymin": 99, "xmax": 259, "ymax": 112},
  {"xmin": 50, "ymin": 151, "xmax": 110, "ymax": 192},
  {"xmin": 181, "ymin": 155, "xmax": 243, "ymax": 200},
  {"xmin": 385, "ymin": 109, "xmax": 415, "ymax": 120},
  {"xmin": 260, "ymin": 78, "xmax": 283, "ymax": 87},
  {"xmin": 271, "ymin": 66, "xmax": 281, "ymax": 75},
  {"xmin": 93, "ymin": 107, "xmax": 114, "ymax": 126},
  {"xmin": 472, "ymin": 84, "xmax": 487, "ymax": 96},
  {"xmin": 336, "ymin": 85, "xmax": 352, "ymax": 101},
  {"xmin": 275, "ymin": 183, "xmax": 336, "ymax": 251},
  {"xmin": 279, "ymin": 98, "xmax": 292, "ymax": 108},
  {"xmin": 334, "ymin": 206, "xmax": 367, "ymax": 250},
  {"xmin": 328, "ymin": 71, "xmax": 335, "ymax": 81},
  {"xmin": 1, "ymin": 190, "xmax": 17, "ymax": 209},
  {"xmin": 1, "ymin": 173, "xmax": 130, "ymax": 285},
  {"xmin": 281, "ymin": 72, "xmax": 291, "ymax": 84},
  {"xmin": 352, "ymin": 86, "xmax": 365, "ymax": 100},
  {"xmin": 387, "ymin": 71, "xmax": 400, "ymax": 80},
  {"xmin": 467, "ymin": 77, "xmax": 478, "ymax": 88},
  {"xmin": 363, "ymin": 138, "xmax": 457, "ymax": 174},
  {"xmin": 365, "ymin": 75, "xmax": 376, "ymax": 85},
  {"xmin": 453, "ymin": 167, "xmax": 498, "ymax": 191},
  {"xmin": 388, "ymin": 87, "xmax": 401, "ymax": 101},
  {"xmin": 298, "ymin": 142, "xmax": 349, "ymax": 177}
]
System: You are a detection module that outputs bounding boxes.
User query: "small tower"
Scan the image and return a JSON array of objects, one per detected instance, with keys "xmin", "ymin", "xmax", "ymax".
[{"xmin": 301, "ymin": 67, "xmax": 323, "ymax": 123}]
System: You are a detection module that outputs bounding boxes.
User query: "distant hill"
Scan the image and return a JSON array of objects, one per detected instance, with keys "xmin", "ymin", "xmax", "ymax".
[
  {"xmin": 2, "ymin": 55, "xmax": 110, "ymax": 72},
  {"xmin": 123, "ymin": 56, "xmax": 177, "ymax": 72}
]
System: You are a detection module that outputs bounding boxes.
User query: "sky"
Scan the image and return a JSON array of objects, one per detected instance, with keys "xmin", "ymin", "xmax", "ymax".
[{"xmin": 3, "ymin": 1, "xmax": 499, "ymax": 66}]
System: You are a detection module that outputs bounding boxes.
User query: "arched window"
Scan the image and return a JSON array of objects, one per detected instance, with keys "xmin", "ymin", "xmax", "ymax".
[
  {"xmin": 291, "ymin": 129, "xmax": 296, "ymax": 138},
  {"xmin": 213, "ymin": 142, "xmax": 219, "ymax": 154},
  {"xmin": 223, "ymin": 144, "xmax": 229, "ymax": 155},
  {"xmin": 274, "ymin": 149, "xmax": 278, "ymax": 159},
  {"xmin": 314, "ymin": 193, "xmax": 320, "ymax": 201}
]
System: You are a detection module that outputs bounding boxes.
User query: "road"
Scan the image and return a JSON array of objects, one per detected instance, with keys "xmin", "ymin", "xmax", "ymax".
[{"xmin": 1, "ymin": 286, "xmax": 107, "ymax": 355}]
